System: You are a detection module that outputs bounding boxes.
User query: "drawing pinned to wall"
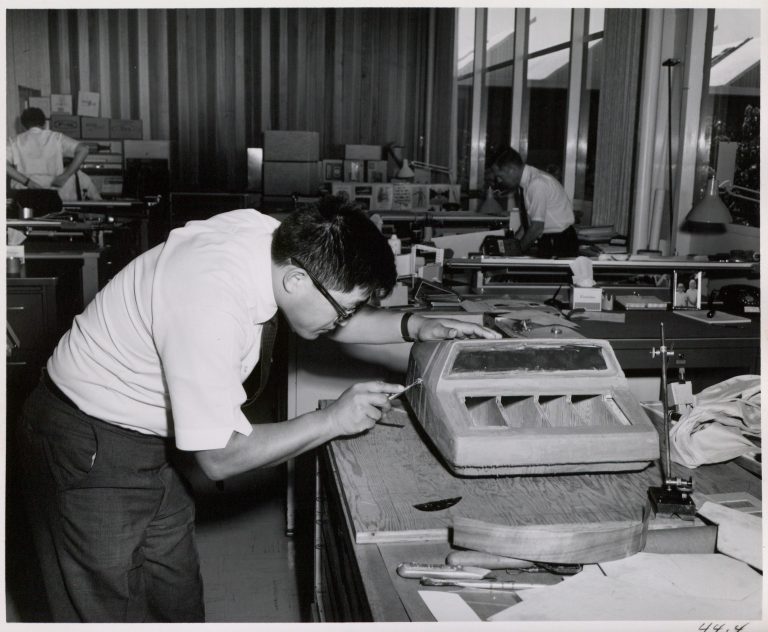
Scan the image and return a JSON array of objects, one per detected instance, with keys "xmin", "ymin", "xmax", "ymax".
[
  {"xmin": 412, "ymin": 185, "xmax": 429, "ymax": 211},
  {"xmin": 429, "ymin": 184, "xmax": 461, "ymax": 210},
  {"xmin": 392, "ymin": 184, "xmax": 413, "ymax": 211},
  {"xmin": 323, "ymin": 159, "xmax": 344, "ymax": 182},
  {"xmin": 331, "ymin": 182, "xmax": 355, "ymax": 203},
  {"xmin": 371, "ymin": 184, "xmax": 394, "ymax": 211}
]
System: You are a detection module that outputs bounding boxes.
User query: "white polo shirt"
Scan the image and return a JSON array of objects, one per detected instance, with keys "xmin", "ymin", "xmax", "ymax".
[
  {"xmin": 7, "ymin": 127, "xmax": 82, "ymax": 201},
  {"xmin": 48, "ymin": 209, "xmax": 280, "ymax": 451},
  {"xmin": 520, "ymin": 165, "xmax": 574, "ymax": 234}
]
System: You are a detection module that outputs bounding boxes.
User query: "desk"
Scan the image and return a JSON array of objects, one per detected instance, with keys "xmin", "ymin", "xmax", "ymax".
[
  {"xmin": 560, "ymin": 310, "xmax": 760, "ymax": 374},
  {"xmin": 285, "ymin": 308, "xmax": 759, "ymax": 532},
  {"xmin": 445, "ymin": 256, "xmax": 758, "ymax": 295},
  {"xmin": 313, "ymin": 403, "xmax": 761, "ymax": 622},
  {"xmin": 21, "ymin": 244, "xmax": 103, "ymax": 305}
]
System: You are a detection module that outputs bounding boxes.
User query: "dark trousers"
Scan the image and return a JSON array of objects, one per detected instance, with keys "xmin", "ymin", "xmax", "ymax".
[
  {"xmin": 536, "ymin": 225, "xmax": 579, "ymax": 258},
  {"xmin": 16, "ymin": 377, "xmax": 205, "ymax": 622}
]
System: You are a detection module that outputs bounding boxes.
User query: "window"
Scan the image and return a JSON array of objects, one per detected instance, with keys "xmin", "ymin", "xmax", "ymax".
[
  {"xmin": 696, "ymin": 9, "xmax": 760, "ymax": 227},
  {"xmin": 525, "ymin": 9, "xmax": 571, "ymax": 178},
  {"xmin": 455, "ymin": 8, "xmax": 605, "ymax": 216}
]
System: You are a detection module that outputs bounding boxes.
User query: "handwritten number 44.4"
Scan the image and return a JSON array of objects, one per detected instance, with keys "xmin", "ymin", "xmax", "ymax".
[{"xmin": 699, "ymin": 623, "xmax": 749, "ymax": 632}]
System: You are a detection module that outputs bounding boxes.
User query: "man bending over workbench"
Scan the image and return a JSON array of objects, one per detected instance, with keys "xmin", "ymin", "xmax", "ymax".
[{"xmin": 17, "ymin": 195, "xmax": 500, "ymax": 623}]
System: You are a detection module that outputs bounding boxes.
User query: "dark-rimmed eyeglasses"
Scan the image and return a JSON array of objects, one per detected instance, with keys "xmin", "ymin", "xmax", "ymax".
[{"xmin": 291, "ymin": 257, "xmax": 366, "ymax": 324}]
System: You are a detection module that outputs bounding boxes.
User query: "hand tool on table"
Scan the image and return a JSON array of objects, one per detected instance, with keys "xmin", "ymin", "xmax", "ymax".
[
  {"xmin": 413, "ymin": 496, "xmax": 462, "ymax": 511},
  {"xmin": 396, "ymin": 562, "xmax": 492, "ymax": 580},
  {"xmin": 446, "ymin": 551, "xmax": 582, "ymax": 575},
  {"xmin": 420, "ymin": 577, "xmax": 552, "ymax": 591}
]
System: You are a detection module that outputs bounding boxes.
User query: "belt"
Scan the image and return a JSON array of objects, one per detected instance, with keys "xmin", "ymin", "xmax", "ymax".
[{"xmin": 42, "ymin": 370, "xmax": 79, "ymax": 410}]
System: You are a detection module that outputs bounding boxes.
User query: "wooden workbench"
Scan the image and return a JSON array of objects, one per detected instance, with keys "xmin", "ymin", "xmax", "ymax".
[{"xmin": 312, "ymin": 402, "xmax": 762, "ymax": 622}]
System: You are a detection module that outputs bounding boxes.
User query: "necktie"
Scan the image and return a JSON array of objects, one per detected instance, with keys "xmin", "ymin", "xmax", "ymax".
[
  {"xmin": 515, "ymin": 186, "xmax": 530, "ymax": 231},
  {"xmin": 242, "ymin": 313, "xmax": 279, "ymax": 407}
]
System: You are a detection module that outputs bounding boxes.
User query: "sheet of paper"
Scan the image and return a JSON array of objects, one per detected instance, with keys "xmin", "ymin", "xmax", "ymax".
[
  {"xmin": 496, "ymin": 309, "xmax": 576, "ymax": 327},
  {"xmin": 418, "ymin": 590, "xmax": 482, "ymax": 622},
  {"xmin": 490, "ymin": 553, "xmax": 762, "ymax": 621}
]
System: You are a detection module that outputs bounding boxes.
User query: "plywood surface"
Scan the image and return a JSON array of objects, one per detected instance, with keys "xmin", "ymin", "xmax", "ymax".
[{"xmin": 327, "ymin": 402, "xmax": 661, "ymax": 544}]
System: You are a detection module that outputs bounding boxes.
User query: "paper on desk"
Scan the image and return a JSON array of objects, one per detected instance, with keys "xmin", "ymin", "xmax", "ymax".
[
  {"xmin": 432, "ymin": 229, "xmax": 504, "ymax": 259},
  {"xmin": 496, "ymin": 309, "xmax": 577, "ymax": 327},
  {"xmin": 460, "ymin": 298, "xmax": 559, "ymax": 314},
  {"xmin": 419, "ymin": 590, "xmax": 482, "ymax": 622},
  {"xmin": 490, "ymin": 553, "xmax": 762, "ymax": 621}
]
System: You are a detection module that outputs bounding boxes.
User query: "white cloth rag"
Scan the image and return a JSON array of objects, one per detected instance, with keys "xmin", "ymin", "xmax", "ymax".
[{"xmin": 669, "ymin": 375, "xmax": 761, "ymax": 468}]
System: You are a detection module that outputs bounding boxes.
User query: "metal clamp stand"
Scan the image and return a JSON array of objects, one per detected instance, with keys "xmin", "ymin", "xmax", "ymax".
[{"xmin": 647, "ymin": 323, "xmax": 696, "ymax": 520}]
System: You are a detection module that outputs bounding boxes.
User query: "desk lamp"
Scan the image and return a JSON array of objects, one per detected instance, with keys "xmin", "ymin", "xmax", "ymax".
[{"xmin": 685, "ymin": 173, "xmax": 732, "ymax": 226}]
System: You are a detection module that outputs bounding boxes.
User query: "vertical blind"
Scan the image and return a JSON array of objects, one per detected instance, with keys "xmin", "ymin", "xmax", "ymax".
[
  {"xmin": 9, "ymin": 8, "xmax": 454, "ymax": 192},
  {"xmin": 590, "ymin": 9, "xmax": 645, "ymax": 235}
]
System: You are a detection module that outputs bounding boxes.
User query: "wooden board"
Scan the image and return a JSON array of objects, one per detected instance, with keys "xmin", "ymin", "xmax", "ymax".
[
  {"xmin": 327, "ymin": 402, "xmax": 661, "ymax": 544},
  {"xmin": 452, "ymin": 515, "xmax": 648, "ymax": 564}
]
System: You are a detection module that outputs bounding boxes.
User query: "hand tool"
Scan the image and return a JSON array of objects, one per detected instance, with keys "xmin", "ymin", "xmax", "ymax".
[
  {"xmin": 420, "ymin": 577, "xmax": 550, "ymax": 591},
  {"xmin": 445, "ymin": 550, "xmax": 534, "ymax": 570},
  {"xmin": 388, "ymin": 377, "xmax": 422, "ymax": 400},
  {"xmin": 412, "ymin": 496, "xmax": 462, "ymax": 512},
  {"xmin": 396, "ymin": 563, "xmax": 492, "ymax": 580}
]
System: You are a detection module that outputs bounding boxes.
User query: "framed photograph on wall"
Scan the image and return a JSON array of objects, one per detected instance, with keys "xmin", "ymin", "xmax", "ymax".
[{"xmin": 672, "ymin": 270, "xmax": 703, "ymax": 310}]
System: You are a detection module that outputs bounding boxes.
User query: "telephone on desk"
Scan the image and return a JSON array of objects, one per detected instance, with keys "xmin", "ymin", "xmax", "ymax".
[{"xmin": 717, "ymin": 284, "xmax": 759, "ymax": 315}]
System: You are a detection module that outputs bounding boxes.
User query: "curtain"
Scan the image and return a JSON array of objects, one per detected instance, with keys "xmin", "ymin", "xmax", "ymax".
[
  {"xmin": 590, "ymin": 9, "xmax": 645, "ymax": 233},
  {"xmin": 9, "ymin": 8, "xmax": 438, "ymax": 192}
]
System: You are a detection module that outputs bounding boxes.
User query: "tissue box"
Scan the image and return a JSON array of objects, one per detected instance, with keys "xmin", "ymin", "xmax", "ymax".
[{"xmin": 571, "ymin": 286, "xmax": 603, "ymax": 311}]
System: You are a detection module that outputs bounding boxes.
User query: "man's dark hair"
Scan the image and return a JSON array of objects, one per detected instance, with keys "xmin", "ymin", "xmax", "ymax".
[
  {"xmin": 21, "ymin": 107, "xmax": 46, "ymax": 130},
  {"xmin": 493, "ymin": 147, "xmax": 524, "ymax": 171},
  {"xmin": 272, "ymin": 195, "xmax": 397, "ymax": 298}
]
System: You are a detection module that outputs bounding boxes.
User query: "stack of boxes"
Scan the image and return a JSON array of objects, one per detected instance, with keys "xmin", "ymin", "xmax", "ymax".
[
  {"xmin": 259, "ymin": 133, "xmax": 460, "ymax": 212},
  {"xmin": 262, "ymin": 131, "xmax": 320, "ymax": 197}
]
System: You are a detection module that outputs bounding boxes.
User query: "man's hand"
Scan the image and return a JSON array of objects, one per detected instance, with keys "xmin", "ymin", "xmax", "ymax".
[
  {"xmin": 411, "ymin": 316, "xmax": 501, "ymax": 341},
  {"xmin": 25, "ymin": 178, "xmax": 42, "ymax": 189},
  {"xmin": 322, "ymin": 380, "xmax": 404, "ymax": 436},
  {"xmin": 50, "ymin": 173, "xmax": 71, "ymax": 188}
]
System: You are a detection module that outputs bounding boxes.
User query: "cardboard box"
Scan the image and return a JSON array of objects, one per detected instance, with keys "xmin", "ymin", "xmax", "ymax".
[
  {"xmin": 263, "ymin": 130, "xmax": 319, "ymax": 162},
  {"xmin": 109, "ymin": 119, "xmax": 143, "ymax": 140},
  {"xmin": 263, "ymin": 161, "xmax": 320, "ymax": 196},
  {"xmin": 365, "ymin": 160, "xmax": 388, "ymax": 183},
  {"xmin": 322, "ymin": 159, "xmax": 344, "ymax": 182},
  {"xmin": 345, "ymin": 144, "xmax": 382, "ymax": 161},
  {"xmin": 50, "ymin": 94, "xmax": 73, "ymax": 115},
  {"xmin": 344, "ymin": 159, "xmax": 364, "ymax": 182},
  {"xmin": 77, "ymin": 91, "xmax": 101, "ymax": 117},
  {"xmin": 50, "ymin": 114, "xmax": 81, "ymax": 137},
  {"xmin": 80, "ymin": 117, "xmax": 110, "ymax": 139},
  {"xmin": 571, "ymin": 286, "xmax": 603, "ymax": 312}
]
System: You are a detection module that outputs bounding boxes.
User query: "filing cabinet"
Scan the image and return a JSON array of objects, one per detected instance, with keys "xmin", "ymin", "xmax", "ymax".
[{"xmin": 6, "ymin": 263, "xmax": 82, "ymax": 421}]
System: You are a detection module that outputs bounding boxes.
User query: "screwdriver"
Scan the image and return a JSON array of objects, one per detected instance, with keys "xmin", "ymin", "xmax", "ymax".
[{"xmin": 388, "ymin": 378, "xmax": 422, "ymax": 400}]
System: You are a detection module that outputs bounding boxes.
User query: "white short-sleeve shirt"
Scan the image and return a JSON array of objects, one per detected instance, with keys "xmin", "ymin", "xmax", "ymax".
[
  {"xmin": 7, "ymin": 127, "xmax": 83, "ymax": 201},
  {"xmin": 520, "ymin": 165, "xmax": 575, "ymax": 234},
  {"xmin": 48, "ymin": 209, "xmax": 280, "ymax": 451}
]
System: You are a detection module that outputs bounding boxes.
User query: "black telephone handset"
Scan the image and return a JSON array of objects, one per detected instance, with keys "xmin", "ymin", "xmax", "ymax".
[{"xmin": 717, "ymin": 284, "xmax": 760, "ymax": 314}]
